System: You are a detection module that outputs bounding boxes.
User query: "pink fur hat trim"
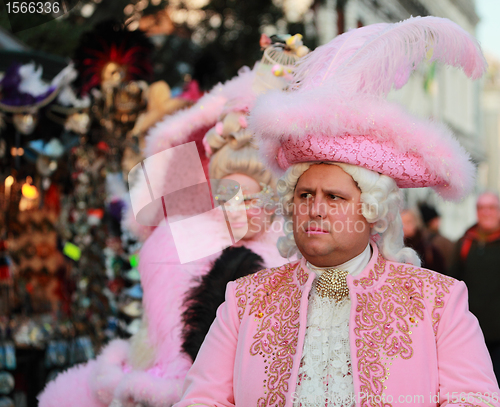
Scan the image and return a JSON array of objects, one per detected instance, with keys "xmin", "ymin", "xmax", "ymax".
[
  {"xmin": 249, "ymin": 16, "xmax": 486, "ymax": 201},
  {"xmin": 251, "ymin": 91, "xmax": 474, "ymax": 200}
]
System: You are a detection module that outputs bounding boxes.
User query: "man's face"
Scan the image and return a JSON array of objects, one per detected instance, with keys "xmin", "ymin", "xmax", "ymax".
[
  {"xmin": 477, "ymin": 193, "xmax": 500, "ymax": 233},
  {"xmin": 292, "ymin": 164, "xmax": 371, "ymax": 267}
]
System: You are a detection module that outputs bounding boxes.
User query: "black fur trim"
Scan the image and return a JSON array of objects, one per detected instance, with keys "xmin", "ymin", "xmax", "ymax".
[{"xmin": 181, "ymin": 246, "xmax": 264, "ymax": 361}]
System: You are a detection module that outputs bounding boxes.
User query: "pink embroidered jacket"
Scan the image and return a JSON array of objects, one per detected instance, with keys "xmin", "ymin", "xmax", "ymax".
[{"xmin": 174, "ymin": 243, "xmax": 500, "ymax": 407}]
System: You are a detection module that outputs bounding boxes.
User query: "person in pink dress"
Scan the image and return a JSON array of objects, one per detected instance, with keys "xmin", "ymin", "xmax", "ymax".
[
  {"xmin": 38, "ymin": 37, "xmax": 306, "ymax": 407},
  {"xmin": 173, "ymin": 17, "xmax": 500, "ymax": 407}
]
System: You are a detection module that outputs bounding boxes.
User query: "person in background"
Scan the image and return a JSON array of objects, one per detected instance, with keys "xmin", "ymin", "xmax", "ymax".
[
  {"xmin": 38, "ymin": 36, "xmax": 306, "ymax": 407},
  {"xmin": 450, "ymin": 191, "xmax": 500, "ymax": 383},
  {"xmin": 418, "ymin": 202, "xmax": 455, "ymax": 272},
  {"xmin": 401, "ymin": 207, "xmax": 446, "ymax": 273}
]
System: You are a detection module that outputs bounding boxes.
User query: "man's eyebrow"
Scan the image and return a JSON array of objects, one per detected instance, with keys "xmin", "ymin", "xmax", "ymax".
[
  {"xmin": 295, "ymin": 186, "xmax": 349, "ymax": 196},
  {"xmin": 322, "ymin": 188, "xmax": 345, "ymax": 195},
  {"xmin": 295, "ymin": 186, "xmax": 316, "ymax": 194}
]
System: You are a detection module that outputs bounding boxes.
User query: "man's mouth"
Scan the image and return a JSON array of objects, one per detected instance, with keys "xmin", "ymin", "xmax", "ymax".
[{"xmin": 305, "ymin": 225, "xmax": 329, "ymax": 234}]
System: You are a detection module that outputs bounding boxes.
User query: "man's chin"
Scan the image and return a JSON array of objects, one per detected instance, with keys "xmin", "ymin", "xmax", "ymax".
[{"xmin": 297, "ymin": 241, "xmax": 332, "ymax": 259}]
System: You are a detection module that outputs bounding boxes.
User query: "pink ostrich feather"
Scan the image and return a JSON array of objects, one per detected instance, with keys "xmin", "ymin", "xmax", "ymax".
[
  {"xmin": 249, "ymin": 16, "xmax": 486, "ymax": 201},
  {"xmin": 292, "ymin": 22, "xmax": 387, "ymax": 91},
  {"xmin": 89, "ymin": 339, "xmax": 130, "ymax": 405},
  {"xmin": 38, "ymin": 360, "xmax": 105, "ymax": 407},
  {"xmin": 294, "ymin": 16, "xmax": 486, "ymax": 96}
]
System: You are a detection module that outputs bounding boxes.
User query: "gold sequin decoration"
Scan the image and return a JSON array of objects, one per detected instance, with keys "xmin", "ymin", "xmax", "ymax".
[
  {"xmin": 234, "ymin": 261, "xmax": 307, "ymax": 407},
  {"xmin": 352, "ymin": 255, "xmax": 456, "ymax": 407}
]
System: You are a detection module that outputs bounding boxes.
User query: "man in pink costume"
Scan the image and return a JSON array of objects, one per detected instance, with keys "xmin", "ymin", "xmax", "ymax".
[
  {"xmin": 38, "ymin": 38, "xmax": 305, "ymax": 407},
  {"xmin": 173, "ymin": 17, "xmax": 500, "ymax": 407}
]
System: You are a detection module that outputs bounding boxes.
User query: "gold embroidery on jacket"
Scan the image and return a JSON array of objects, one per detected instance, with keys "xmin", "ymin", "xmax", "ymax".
[
  {"xmin": 235, "ymin": 271, "xmax": 254, "ymax": 321},
  {"xmin": 353, "ymin": 259, "xmax": 456, "ymax": 407},
  {"xmin": 297, "ymin": 264, "xmax": 309, "ymax": 285},
  {"xmin": 234, "ymin": 261, "xmax": 305, "ymax": 407},
  {"xmin": 353, "ymin": 254, "xmax": 387, "ymax": 289}
]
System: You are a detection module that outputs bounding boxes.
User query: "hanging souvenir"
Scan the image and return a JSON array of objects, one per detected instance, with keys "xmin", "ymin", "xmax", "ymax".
[
  {"xmin": 119, "ymin": 300, "xmax": 142, "ymax": 318},
  {"xmin": 47, "ymin": 81, "xmax": 91, "ymax": 136},
  {"xmin": 126, "ymin": 318, "xmax": 141, "ymax": 336},
  {"xmin": 56, "ymin": 340, "xmax": 69, "ymax": 366},
  {"xmin": 79, "ymin": 336, "xmax": 94, "ymax": 361},
  {"xmin": 0, "ymin": 372, "xmax": 14, "ymax": 395},
  {"xmin": 12, "ymin": 112, "xmax": 38, "ymax": 135},
  {"xmin": 0, "ymin": 396, "xmax": 14, "ymax": 407},
  {"xmin": 44, "ymin": 340, "xmax": 58, "ymax": 368},
  {"xmin": 73, "ymin": 19, "xmax": 153, "ymax": 139},
  {"xmin": 123, "ymin": 267, "xmax": 140, "ymax": 282},
  {"xmin": 0, "ymin": 62, "xmax": 76, "ymax": 134},
  {"xmin": 3, "ymin": 343, "xmax": 15, "ymax": 371},
  {"xmin": 124, "ymin": 284, "xmax": 142, "ymax": 300}
]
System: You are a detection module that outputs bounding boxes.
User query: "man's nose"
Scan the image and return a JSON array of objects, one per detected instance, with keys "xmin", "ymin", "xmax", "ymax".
[{"xmin": 310, "ymin": 195, "xmax": 326, "ymax": 218}]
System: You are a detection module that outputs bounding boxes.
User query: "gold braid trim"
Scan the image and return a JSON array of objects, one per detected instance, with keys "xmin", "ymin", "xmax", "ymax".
[
  {"xmin": 234, "ymin": 261, "xmax": 306, "ymax": 407},
  {"xmin": 353, "ymin": 260, "xmax": 456, "ymax": 407}
]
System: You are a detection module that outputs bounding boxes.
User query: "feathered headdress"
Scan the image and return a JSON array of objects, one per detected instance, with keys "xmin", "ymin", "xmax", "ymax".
[
  {"xmin": 73, "ymin": 20, "xmax": 153, "ymax": 94},
  {"xmin": 249, "ymin": 16, "xmax": 487, "ymax": 200}
]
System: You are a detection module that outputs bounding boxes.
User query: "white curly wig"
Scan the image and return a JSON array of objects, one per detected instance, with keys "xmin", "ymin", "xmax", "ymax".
[{"xmin": 277, "ymin": 162, "xmax": 420, "ymax": 266}]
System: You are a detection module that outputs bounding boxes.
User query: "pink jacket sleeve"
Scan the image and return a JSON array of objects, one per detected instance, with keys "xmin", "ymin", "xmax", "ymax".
[
  {"xmin": 173, "ymin": 282, "xmax": 240, "ymax": 407},
  {"xmin": 436, "ymin": 280, "xmax": 500, "ymax": 406}
]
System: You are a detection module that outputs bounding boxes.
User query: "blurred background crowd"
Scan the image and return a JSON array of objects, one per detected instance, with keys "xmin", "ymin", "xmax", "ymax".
[{"xmin": 0, "ymin": 0, "xmax": 500, "ymax": 406}]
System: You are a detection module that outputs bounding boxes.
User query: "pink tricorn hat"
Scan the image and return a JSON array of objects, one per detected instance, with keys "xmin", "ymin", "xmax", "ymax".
[{"xmin": 249, "ymin": 16, "xmax": 487, "ymax": 201}]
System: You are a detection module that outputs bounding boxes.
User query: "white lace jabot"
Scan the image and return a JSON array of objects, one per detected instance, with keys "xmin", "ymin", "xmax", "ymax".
[{"xmin": 295, "ymin": 244, "xmax": 372, "ymax": 407}]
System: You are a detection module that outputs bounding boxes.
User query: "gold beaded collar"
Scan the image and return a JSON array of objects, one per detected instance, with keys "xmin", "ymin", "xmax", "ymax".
[
  {"xmin": 305, "ymin": 244, "xmax": 372, "ymax": 301},
  {"xmin": 308, "ymin": 265, "xmax": 349, "ymax": 301}
]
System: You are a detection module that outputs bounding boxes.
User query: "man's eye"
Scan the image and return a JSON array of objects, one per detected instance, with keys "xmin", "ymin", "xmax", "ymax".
[{"xmin": 300, "ymin": 193, "xmax": 312, "ymax": 199}]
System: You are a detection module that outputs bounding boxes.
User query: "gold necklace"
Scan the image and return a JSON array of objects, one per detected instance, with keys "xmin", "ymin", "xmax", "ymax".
[{"xmin": 315, "ymin": 268, "xmax": 349, "ymax": 301}]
